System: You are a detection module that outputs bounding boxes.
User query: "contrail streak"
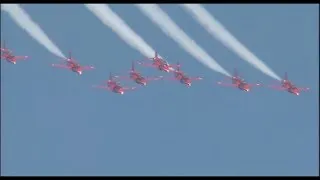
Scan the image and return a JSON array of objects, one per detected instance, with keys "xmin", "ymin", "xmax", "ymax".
[
  {"xmin": 85, "ymin": 4, "xmax": 160, "ymax": 59},
  {"xmin": 181, "ymin": 4, "xmax": 281, "ymax": 81},
  {"xmin": 1, "ymin": 4, "xmax": 66, "ymax": 59},
  {"xmin": 136, "ymin": 4, "xmax": 230, "ymax": 77}
]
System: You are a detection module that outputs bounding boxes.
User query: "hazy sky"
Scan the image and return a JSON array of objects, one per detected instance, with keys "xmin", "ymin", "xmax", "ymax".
[{"xmin": 1, "ymin": 4, "xmax": 318, "ymax": 176}]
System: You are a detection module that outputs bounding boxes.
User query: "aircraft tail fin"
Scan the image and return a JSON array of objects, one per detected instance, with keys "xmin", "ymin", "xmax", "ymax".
[
  {"xmin": 2, "ymin": 40, "xmax": 5, "ymax": 49},
  {"xmin": 68, "ymin": 51, "xmax": 72, "ymax": 60},
  {"xmin": 284, "ymin": 72, "xmax": 288, "ymax": 80},
  {"xmin": 109, "ymin": 72, "xmax": 113, "ymax": 80},
  {"xmin": 234, "ymin": 68, "xmax": 238, "ymax": 77},
  {"xmin": 131, "ymin": 61, "xmax": 135, "ymax": 71}
]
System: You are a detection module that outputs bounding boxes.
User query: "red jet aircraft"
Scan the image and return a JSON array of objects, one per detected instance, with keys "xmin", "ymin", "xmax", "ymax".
[
  {"xmin": 114, "ymin": 62, "xmax": 163, "ymax": 86},
  {"xmin": 217, "ymin": 68, "xmax": 261, "ymax": 92},
  {"xmin": 137, "ymin": 51, "xmax": 176, "ymax": 73},
  {"xmin": 165, "ymin": 62, "xmax": 202, "ymax": 87},
  {"xmin": 52, "ymin": 51, "xmax": 94, "ymax": 75},
  {"xmin": 1, "ymin": 41, "xmax": 28, "ymax": 64},
  {"xmin": 268, "ymin": 72, "xmax": 310, "ymax": 96},
  {"xmin": 93, "ymin": 73, "xmax": 136, "ymax": 95}
]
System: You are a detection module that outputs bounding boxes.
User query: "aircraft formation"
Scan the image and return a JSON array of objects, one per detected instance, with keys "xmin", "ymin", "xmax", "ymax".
[{"xmin": 1, "ymin": 40, "xmax": 310, "ymax": 96}]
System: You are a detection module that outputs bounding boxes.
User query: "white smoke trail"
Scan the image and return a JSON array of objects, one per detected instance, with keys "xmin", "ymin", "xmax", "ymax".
[
  {"xmin": 181, "ymin": 4, "xmax": 281, "ymax": 81},
  {"xmin": 1, "ymin": 4, "xmax": 66, "ymax": 59},
  {"xmin": 136, "ymin": 4, "xmax": 230, "ymax": 77},
  {"xmin": 85, "ymin": 4, "xmax": 159, "ymax": 59}
]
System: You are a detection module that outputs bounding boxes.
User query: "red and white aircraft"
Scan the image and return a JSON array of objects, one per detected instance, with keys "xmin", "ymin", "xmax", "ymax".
[
  {"xmin": 137, "ymin": 51, "xmax": 176, "ymax": 73},
  {"xmin": 93, "ymin": 73, "xmax": 136, "ymax": 95},
  {"xmin": 217, "ymin": 68, "xmax": 261, "ymax": 92},
  {"xmin": 165, "ymin": 62, "xmax": 202, "ymax": 87},
  {"xmin": 114, "ymin": 62, "xmax": 163, "ymax": 86},
  {"xmin": 52, "ymin": 52, "xmax": 94, "ymax": 75},
  {"xmin": 268, "ymin": 72, "xmax": 310, "ymax": 96},
  {"xmin": 1, "ymin": 41, "xmax": 28, "ymax": 64}
]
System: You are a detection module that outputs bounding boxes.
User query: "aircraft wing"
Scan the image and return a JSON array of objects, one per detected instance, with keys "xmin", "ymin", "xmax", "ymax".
[
  {"xmin": 144, "ymin": 57, "xmax": 154, "ymax": 61},
  {"xmin": 123, "ymin": 86, "xmax": 137, "ymax": 91},
  {"xmin": 81, "ymin": 66, "xmax": 95, "ymax": 70},
  {"xmin": 92, "ymin": 85, "xmax": 111, "ymax": 91},
  {"xmin": 298, "ymin": 87, "xmax": 310, "ymax": 91},
  {"xmin": 268, "ymin": 85, "xmax": 287, "ymax": 91},
  {"xmin": 146, "ymin": 76, "xmax": 164, "ymax": 81},
  {"xmin": 13, "ymin": 55, "xmax": 28, "ymax": 60},
  {"xmin": 163, "ymin": 77, "xmax": 178, "ymax": 81},
  {"xmin": 1, "ymin": 48, "xmax": 8, "ymax": 52},
  {"xmin": 137, "ymin": 61, "xmax": 156, "ymax": 68},
  {"xmin": 247, "ymin": 82, "xmax": 261, "ymax": 87},
  {"xmin": 113, "ymin": 75, "xmax": 131, "ymax": 80},
  {"xmin": 217, "ymin": 81, "xmax": 237, "ymax": 87},
  {"xmin": 0, "ymin": 48, "xmax": 12, "ymax": 53},
  {"xmin": 190, "ymin": 77, "xmax": 203, "ymax": 81},
  {"xmin": 52, "ymin": 64, "xmax": 71, "ymax": 69}
]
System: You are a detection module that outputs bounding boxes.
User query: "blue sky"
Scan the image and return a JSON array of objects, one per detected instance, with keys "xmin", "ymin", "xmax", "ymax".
[{"xmin": 1, "ymin": 4, "xmax": 318, "ymax": 176}]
